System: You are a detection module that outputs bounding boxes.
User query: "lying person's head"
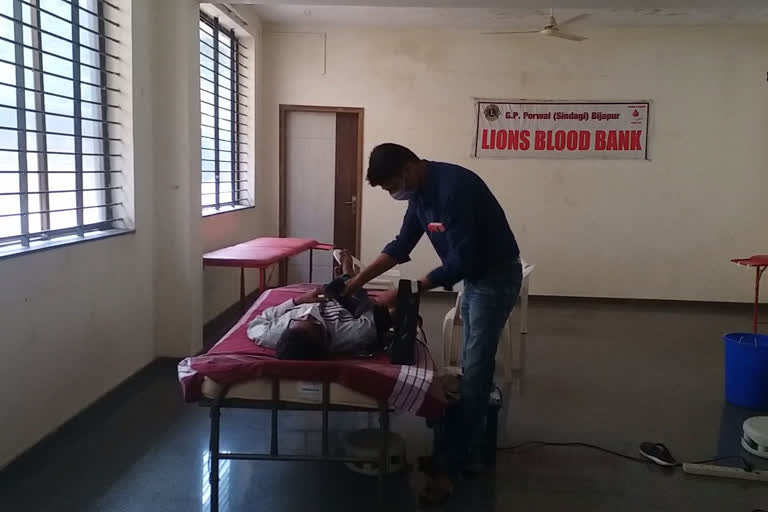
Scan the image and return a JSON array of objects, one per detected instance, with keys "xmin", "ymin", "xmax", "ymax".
[{"xmin": 276, "ymin": 317, "xmax": 329, "ymax": 361}]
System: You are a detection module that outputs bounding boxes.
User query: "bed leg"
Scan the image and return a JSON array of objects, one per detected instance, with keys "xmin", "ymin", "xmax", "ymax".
[
  {"xmin": 321, "ymin": 381, "xmax": 330, "ymax": 457},
  {"xmin": 209, "ymin": 405, "xmax": 221, "ymax": 512},
  {"xmin": 378, "ymin": 403, "xmax": 390, "ymax": 507},
  {"xmin": 271, "ymin": 377, "xmax": 279, "ymax": 456}
]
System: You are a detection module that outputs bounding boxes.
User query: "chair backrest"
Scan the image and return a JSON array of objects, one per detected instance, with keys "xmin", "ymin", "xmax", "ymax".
[
  {"xmin": 451, "ymin": 295, "xmax": 461, "ymax": 324},
  {"xmin": 521, "ymin": 258, "xmax": 535, "ymax": 280}
]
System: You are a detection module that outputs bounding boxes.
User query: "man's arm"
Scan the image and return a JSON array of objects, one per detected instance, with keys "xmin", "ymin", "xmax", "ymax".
[
  {"xmin": 347, "ymin": 252, "xmax": 397, "ymax": 289},
  {"xmin": 425, "ymin": 191, "xmax": 477, "ymax": 289},
  {"xmin": 347, "ymin": 202, "xmax": 424, "ymax": 290},
  {"xmin": 373, "ymin": 194, "xmax": 476, "ymax": 307},
  {"xmin": 372, "ymin": 191, "xmax": 477, "ymax": 306}
]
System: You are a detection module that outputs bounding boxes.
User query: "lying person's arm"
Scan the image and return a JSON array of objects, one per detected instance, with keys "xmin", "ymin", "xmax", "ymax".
[
  {"xmin": 254, "ymin": 287, "xmax": 326, "ymax": 323},
  {"xmin": 259, "ymin": 300, "xmax": 296, "ymax": 320},
  {"xmin": 261, "ymin": 286, "xmax": 325, "ymax": 320},
  {"xmin": 247, "ymin": 287, "xmax": 327, "ymax": 347}
]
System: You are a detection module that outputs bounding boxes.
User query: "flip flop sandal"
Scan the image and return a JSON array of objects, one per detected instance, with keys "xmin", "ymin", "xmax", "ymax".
[
  {"xmin": 639, "ymin": 442, "xmax": 678, "ymax": 467},
  {"xmin": 332, "ymin": 249, "xmax": 362, "ymax": 274}
]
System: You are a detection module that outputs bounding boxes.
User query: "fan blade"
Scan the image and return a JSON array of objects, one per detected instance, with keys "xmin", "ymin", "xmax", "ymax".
[
  {"xmin": 558, "ymin": 13, "xmax": 591, "ymax": 27},
  {"xmin": 547, "ymin": 30, "xmax": 587, "ymax": 42},
  {"xmin": 482, "ymin": 30, "xmax": 541, "ymax": 35}
]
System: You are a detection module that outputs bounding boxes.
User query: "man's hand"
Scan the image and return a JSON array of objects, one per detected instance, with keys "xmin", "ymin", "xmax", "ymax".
[
  {"xmin": 294, "ymin": 286, "xmax": 327, "ymax": 305},
  {"xmin": 341, "ymin": 275, "xmax": 362, "ymax": 296},
  {"xmin": 340, "ymin": 252, "xmax": 398, "ymax": 295},
  {"xmin": 372, "ymin": 277, "xmax": 432, "ymax": 307}
]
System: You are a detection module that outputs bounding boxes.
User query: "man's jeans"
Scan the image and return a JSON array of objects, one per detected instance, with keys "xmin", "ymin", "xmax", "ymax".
[{"xmin": 434, "ymin": 259, "xmax": 522, "ymax": 475}]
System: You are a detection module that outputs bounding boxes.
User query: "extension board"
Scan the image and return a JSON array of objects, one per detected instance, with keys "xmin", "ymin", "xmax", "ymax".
[{"xmin": 683, "ymin": 463, "xmax": 768, "ymax": 482}]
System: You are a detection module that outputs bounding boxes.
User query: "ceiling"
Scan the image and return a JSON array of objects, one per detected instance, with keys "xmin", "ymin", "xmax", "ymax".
[
  {"xmin": 227, "ymin": 0, "xmax": 768, "ymax": 7},
  {"xmin": 232, "ymin": 4, "xmax": 768, "ymax": 28}
]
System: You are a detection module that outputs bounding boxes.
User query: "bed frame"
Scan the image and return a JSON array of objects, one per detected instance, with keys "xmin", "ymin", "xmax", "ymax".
[
  {"xmin": 200, "ymin": 377, "xmax": 392, "ymax": 512},
  {"xmin": 199, "ymin": 279, "xmax": 432, "ymax": 511}
]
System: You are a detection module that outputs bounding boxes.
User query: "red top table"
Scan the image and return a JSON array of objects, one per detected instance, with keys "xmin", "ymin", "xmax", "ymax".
[
  {"xmin": 204, "ymin": 237, "xmax": 332, "ymax": 308},
  {"xmin": 731, "ymin": 255, "xmax": 768, "ymax": 334}
]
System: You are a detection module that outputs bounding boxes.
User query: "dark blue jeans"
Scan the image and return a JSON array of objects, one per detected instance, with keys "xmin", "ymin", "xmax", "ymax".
[{"xmin": 434, "ymin": 259, "xmax": 522, "ymax": 476}]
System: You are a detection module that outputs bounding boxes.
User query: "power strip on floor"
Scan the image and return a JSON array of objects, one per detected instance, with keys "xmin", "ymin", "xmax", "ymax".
[{"xmin": 683, "ymin": 463, "xmax": 768, "ymax": 482}]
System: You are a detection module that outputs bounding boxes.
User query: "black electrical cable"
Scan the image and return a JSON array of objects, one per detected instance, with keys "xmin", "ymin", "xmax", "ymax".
[
  {"xmin": 497, "ymin": 441, "xmax": 650, "ymax": 463},
  {"xmin": 489, "ymin": 387, "xmax": 756, "ymax": 510},
  {"xmin": 493, "ymin": 386, "xmax": 650, "ymax": 464}
]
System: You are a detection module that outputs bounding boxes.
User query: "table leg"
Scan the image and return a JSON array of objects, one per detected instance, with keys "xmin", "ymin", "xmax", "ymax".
[
  {"xmin": 259, "ymin": 267, "xmax": 266, "ymax": 297},
  {"xmin": 240, "ymin": 267, "xmax": 245, "ymax": 311},
  {"xmin": 755, "ymin": 266, "xmax": 765, "ymax": 334},
  {"xmin": 309, "ymin": 248, "xmax": 314, "ymax": 283}
]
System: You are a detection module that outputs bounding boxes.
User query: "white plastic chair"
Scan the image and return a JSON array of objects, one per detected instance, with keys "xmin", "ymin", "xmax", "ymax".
[{"xmin": 441, "ymin": 259, "xmax": 535, "ymax": 384}]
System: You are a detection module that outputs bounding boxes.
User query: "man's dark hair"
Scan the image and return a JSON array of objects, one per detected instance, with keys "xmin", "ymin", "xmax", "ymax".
[
  {"xmin": 276, "ymin": 328, "xmax": 329, "ymax": 361},
  {"xmin": 366, "ymin": 143, "xmax": 420, "ymax": 187}
]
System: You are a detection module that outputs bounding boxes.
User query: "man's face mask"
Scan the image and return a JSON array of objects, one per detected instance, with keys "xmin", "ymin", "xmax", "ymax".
[{"xmin": 389, "ymin": 175, "xmax": 415, "ymax": 201}]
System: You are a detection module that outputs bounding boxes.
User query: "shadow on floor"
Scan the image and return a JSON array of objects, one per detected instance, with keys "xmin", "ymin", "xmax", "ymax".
[{"xmin": 2, "ymin": 298, "xmax": 768, "ymax": 511}]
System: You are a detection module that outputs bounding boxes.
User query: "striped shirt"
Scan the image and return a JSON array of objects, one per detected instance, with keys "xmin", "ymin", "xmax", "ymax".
[{"xmin": 247, "ymin": 299, "xmax": 378, "ymax": 353}]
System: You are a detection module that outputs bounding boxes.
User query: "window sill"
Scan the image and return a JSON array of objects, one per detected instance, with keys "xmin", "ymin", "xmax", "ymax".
[
  {"xmin": 0, "ymin": 228, "xmax": 135, "ymax": 262},
  {"xmin": 202, "ymin": 204, "xmax": 255, "ymax": 218}
]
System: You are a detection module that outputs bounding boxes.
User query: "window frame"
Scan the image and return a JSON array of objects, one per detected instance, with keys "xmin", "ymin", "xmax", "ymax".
[
  {"xmin": 199, "ymin": 11, "xmax": 248, "ymax": 216},
  {"xmin": 0, "ymin": 0, "xmax": 126, "ymax": 259}
]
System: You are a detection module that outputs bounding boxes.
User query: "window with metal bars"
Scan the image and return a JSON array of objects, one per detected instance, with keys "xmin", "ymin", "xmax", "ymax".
[
  {"xmin": 0, "ymin": 0, "xmax": 124, "ymax": 255},
  {"xmin": 199, "ymin": 11, "xmax": 248, "ymax": 214}
]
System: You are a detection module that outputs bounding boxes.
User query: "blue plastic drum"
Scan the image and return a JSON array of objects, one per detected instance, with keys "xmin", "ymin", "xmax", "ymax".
[{"xmin": 724, "ymin": 333, "xmax": 768, "ymax": 409}]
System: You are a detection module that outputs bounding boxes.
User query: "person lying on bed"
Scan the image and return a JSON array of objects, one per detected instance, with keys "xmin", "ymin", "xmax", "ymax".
[{"xmin": 246, "ymin": 250, "xmax": 391, "ymax": 360}]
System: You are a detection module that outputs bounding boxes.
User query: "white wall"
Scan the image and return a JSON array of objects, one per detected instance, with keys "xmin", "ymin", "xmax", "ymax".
[
  {"xmin": 0, "ymin": 0, "xmax": 158, "ymax": 468},
  {"xmin": 262, "ymin": 25, "xmax": 768, "ymax": 301},
  {"xmin": 201, "ymin": 5, "xmax": 267, "ymax": 322},
  {"xmin": 0, "ymin": 0, "xmax": 252, "ymax": 468},
  {"xmin": 150, "ymin": 0, "xmax": 204, "ymax": 356}
]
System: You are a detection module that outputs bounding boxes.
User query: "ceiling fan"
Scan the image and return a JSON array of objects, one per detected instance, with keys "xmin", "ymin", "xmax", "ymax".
[{"xmin": 484, "ymin": 9, "xmax": 590, "ymax": 42}]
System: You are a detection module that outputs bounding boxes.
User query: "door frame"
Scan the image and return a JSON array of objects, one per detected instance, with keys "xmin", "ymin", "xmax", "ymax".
[{"xmin": 278, "ymin": 104, "xmax": 364, "ymax": 256}]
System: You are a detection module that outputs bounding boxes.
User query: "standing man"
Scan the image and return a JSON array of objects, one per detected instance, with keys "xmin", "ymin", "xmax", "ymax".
[{"xmin": 344, "ymin": 143, "xmax": 522, "ymax": 505}]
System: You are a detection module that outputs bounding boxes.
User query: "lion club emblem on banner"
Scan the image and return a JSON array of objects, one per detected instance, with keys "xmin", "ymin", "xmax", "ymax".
[{"xmin": 483, "ymin": 104, "xmax": 500, "ymax": 122}]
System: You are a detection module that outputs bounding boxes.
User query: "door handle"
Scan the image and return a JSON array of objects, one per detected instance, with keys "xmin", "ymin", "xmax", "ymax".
[{"xmin": 344, "ymin": 195, "xmax": 357, "ymax": 206}]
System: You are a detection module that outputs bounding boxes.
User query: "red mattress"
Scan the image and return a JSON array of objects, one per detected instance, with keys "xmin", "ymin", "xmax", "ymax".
[
  {"xmin": 732, "ymin": 255, "xmax": 768, "ymax": 267},
  {"xmin": 178, "ymin": 284, "xmax": 446, "ymax": 418},
  {"xmin": 203, "ymin": 237, "xmax": 318, "ymax": 268},
  {"xmin": 237, "ymin": 237, "xmax": 317, "ymax": 249}
]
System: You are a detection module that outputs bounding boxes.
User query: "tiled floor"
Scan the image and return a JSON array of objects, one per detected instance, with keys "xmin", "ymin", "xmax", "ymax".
[{"xmin": 1, "ymin": 296, "xmax": 767, "ymax": 511}]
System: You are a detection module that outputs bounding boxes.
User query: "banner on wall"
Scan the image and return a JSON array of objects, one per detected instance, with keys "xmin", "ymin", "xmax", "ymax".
[{"xmin": 474, "ymin": 100, "xmax": 651, "ymax": 160}]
